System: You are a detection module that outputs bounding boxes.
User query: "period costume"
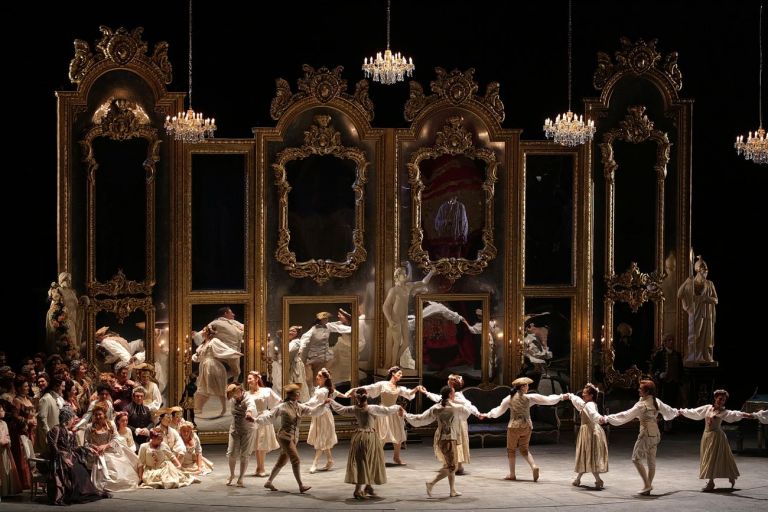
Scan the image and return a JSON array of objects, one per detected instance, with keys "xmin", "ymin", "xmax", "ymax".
[
  {"xmin": 45, "ymin": 424, "xmax": 109, "ymax": 504},
  {"xmin": 227, "ymin": 396, "xmax": 254, "ymax": 460},
  {"xmin": 329, "ymin": 401, "xmax": 400, "ymax": 488},
  {"xmin": 678, "ymin": 404, "xmax": 746, "ymax": 484},
  {"xmin": 424, "ymin": 389, "xmax": 479, "ymax": 464},
  {"xmin": 0, "ymin": 418, "xmax": 22, "ymax": 497},
  {"xmin": 244, "ymin": 387, "xmax": 281, "ymax": 453},
  {"xmin": 179, "ymin": 431, "xmax": 213, "ymax": 475},
  {"xmin": 569, "ymin": 394, "xmax": 608, "ymax": 483},
  {"xmin": 358, "ymin": 381, "xmax": 418, "ymax": 446},
  {"xmin": 84, "ymin": 424, "xmax": 139, "ymax": 492},
  {"xmin": 137, "ymin": 441, "xmax": 196, "ymax": 489},
  {"xmin": 306, "ymin": 386, "xmax": 340, "ymax": 451}
]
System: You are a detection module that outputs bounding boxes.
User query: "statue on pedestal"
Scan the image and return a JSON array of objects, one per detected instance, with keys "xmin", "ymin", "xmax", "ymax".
[
  {"xmin": 382, "ymin": 263, "xmax": 435, "ymax": 369},
  {"xmin": 677, "ymin": 255, "xmax": 718, "ymax": 365},
  {"xmin": 46, "ymin": 272, "xmax": 89, "ymax": 355}
]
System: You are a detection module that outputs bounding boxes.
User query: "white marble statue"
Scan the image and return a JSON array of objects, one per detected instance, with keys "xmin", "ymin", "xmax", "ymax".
[
  {"xmin": 677, "ymin": 255, "xmax": 718, "ymax": 364},
  {"xmin": 46, "ymin": 272, "xmax": 89, "ymax": 355},
  {"xmin": 382, "ymin": 263, "xmax": 436, "ymax": 369}
]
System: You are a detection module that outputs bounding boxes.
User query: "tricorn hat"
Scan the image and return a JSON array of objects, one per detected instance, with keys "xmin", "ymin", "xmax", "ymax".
[{"xmin": 511, "ymin": 377, "xmax": 534, "ymax": 387}]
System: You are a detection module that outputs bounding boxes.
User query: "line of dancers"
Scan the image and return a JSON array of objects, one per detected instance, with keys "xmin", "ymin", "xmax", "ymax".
[{"xmin": 218, "ymin": 366, "xmax": 762, "ymax": 500}]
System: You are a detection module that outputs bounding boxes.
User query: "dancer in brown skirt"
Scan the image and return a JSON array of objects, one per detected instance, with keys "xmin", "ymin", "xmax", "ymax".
[{"xmin": 329, "ymin": 388, "xmax": 404, "ymax": 499}]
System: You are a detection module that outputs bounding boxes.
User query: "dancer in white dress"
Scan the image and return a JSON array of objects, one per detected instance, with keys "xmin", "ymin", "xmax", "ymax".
[
  {"xmin": 348, "ymin": 366, "xmax": 425, "ymax": 465},
  {"xmin": 677, "ymin": 389, "xmax": 754, "ymax": 491},
  {"xmin": 601, "ymin": 380, "xmax": 679, "ymax": 495},
  {"xmin": 568, "ymin": 383, "xmax": 608, "ymax": 489},
  {"xmin": 406, "ymin": 386, "xmax": 474, "ymax": 498},
  {"xmin": 423, "ymin": 374, "xmax": 479, "ymax": 474},
  {"xmin": 306, "ymin": 368, "xmax": 341, "ymax": 473},
  {"xmin": 244, "ymin": 371, "xmax": 280, "ymax": 476}
]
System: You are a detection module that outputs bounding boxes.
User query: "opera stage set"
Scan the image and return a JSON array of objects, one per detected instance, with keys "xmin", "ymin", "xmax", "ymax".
[{"xmin": 4, "ymin": 0, "xmax": 768, "ymax": 510}]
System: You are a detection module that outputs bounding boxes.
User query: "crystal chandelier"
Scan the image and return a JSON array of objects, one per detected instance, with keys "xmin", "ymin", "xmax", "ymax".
[
  {"xmin": 362, "ymin": 0, "xmax": 414, "ymax": 85},
  {"xmin": 165, "ymin": 0, "xmax": 216, "ymax": 143},
  {"xmin": 543, "ymin": 0, "xmax": 595, "ymax": 147},
  {"xmin": 735, "ymin": 5, "xmax": 768, "ymax": 164}
]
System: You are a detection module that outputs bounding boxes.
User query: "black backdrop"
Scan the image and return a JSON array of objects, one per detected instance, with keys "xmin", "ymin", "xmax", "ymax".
[{"xmin": 6, "ymin": 0, "xmax": 767, "ymax": 401}]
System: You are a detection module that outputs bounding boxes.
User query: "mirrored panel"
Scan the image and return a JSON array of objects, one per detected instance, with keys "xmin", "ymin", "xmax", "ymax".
[
  {"xmin": 282, "ymin": 295, "xmax": 360, "ymax": 400},
  {"xmin": 184, "ymin": 303, "xmax": 246, "ymax": 433},
  {"xmin": 524, "ymin": 154, "xmax": 574, "ymax": 285},
  {"xmin": 93, "ymin": 308, "xmax": 148, "ymax": 373},
  {"xmin": 611, "ymin": 301, "xmax": 654, "ymax": 376},
  {"xmin": 191, "ymin": 153, "xmax": 247, "ymax": 290},
  {"xmin": 408, "ymin": 116, "xmax": 498, "ymax": 282},
  {"xmin": 273, "ymin": 115, "xmax": 368, "ymax": 284},
  {"xmin": 415, "ymin": 293, "xmax": 491, "ymax": 389},
  {"xmin": 521, "ymin": 297, "xmax": 571, "ymax": 393}
]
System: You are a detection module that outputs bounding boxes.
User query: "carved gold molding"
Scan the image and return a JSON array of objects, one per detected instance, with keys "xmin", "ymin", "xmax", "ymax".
[
  {"xmin": 69, "ymin": 26, "xmax": 172, "ymax": 85},
  {"xmin": 270, "ymin": 65, "xmax": 374, "ymax": 122},
  {"xmin": 404, "ymin": 68, "xmax": 505, "ymax": 123},
  {"xmin": 89, "ymin": 296, "xmax": 154, "ymax": 323},
  {"xmin": 605, "ymin": 263, "xmax": 665, "ymax": 313},
  {"xmin": 407, "ymin": 116, "xmax": 498, "ymax": 282},
  {"xmin": 593, "ymin": 37, "xmax": 682, "ymax": 93},
  {"xmin": 273, "ymin": 114, "xmax": 369, "ymax": 284},
  {"xmin": 80, "ymin": 98, "xmax": 159, "ymax": 298},
  {"xmin": 88, "ymin": 269, "xmax": 154, "ymax": 297}
]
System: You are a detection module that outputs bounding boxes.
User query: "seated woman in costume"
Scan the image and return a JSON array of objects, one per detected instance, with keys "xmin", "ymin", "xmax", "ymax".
[
  {"xmin": 137, "ymin": 428, "xmax": 197, "ymax": 489},
  {"xmin": 154, "ymin": 408, "xmax": 185, "ymax": 460},
  {"xmin": 84, "ymin": 405, "xmax": 139, "ymax": 492},
  {"xmin": 178, "ymin": 421, "xmax": 213, "ymax": 475}
]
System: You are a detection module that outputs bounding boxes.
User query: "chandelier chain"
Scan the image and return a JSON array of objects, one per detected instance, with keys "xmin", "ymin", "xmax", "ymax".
[
  {"xmin": 760, "ymin": 3, "xmax": 763, "ymax": 128},
  {"xmin": 568, "ymin": 0, "xmax": 573, "ymax": 111},
  {"xmin": 188, "ymin": 0, "xmax": 193, "ymax": 108},
  {"xmin": 386, "ymin": 0, "xmax": 391, "ymax": 50}
]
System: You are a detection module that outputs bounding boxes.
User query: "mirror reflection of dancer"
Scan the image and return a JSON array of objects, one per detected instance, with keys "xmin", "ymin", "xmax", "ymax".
[
  {"xmin": 256, "ymin": 384, "xmax": 329, "ymax": 494},
  {"xmin": 306, "ymin": 369, "xmax": 341, "ymax": 474},
  {"xmin": 383, "ymin": 264, "xmax": 436, "ymax": 369},
  {"xmin": 329, "ymin": 388, "xmax": 404, "ymax": 500},
  {"xmin": 243, "ymin": 371, "xmax": 280, "ymax": 477},
  {"xmin": 286, "ymin": 326, "xmax": 310, "ymax": 402},
  {"xmin": 423, "ymin": 374, "xmax": 480, "ymax": 475},
  {"xmin": 405, "ymin": 386, "xmax": 474, "ymax": 498},
  {"xmin": 300, "ymin": 313, "xmax": 350, "ymax": 394},
  {"xmin": 347, "ymin": 366, "xmax": 425, "ymax": 465},
  {"xmin": 600, "ymin": 380, "xmax": 678, "ymax": 495},
  {"xmin": 484, "ymin": 377, "xmax": 567, "ymax": 482},
  {"xmin": 677, "ymin": 389, "xmax": 754, "ymax": 491},
  {"xmin": 567, "ymin": 383, "xmax": 608, "ymax": 489},
  {"xmin": 191, "ymin": 326, "xmax": 242, "ymax": 418}
]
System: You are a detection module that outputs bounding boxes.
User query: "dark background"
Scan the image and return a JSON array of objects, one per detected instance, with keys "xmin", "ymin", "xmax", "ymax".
[{"xmin": 6, "ymin": 0, "xmax": 767, "ymax": 402}]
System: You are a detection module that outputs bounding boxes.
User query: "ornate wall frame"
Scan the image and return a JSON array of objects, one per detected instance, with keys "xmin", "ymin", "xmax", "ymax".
[
  {"xmin": 415, "ymin": 293, "xmax": 491, "ymax": 387},
  {"xmin": 586, "ymin": 38, "xmax": 690, "ymax": 389},
  {"xmin": 407, "ymin": 115, "xmax": 498, "ymax": 282},
  {"xmin": 273, "ymin": 114, "xmax": 369, "ymax": 284}
]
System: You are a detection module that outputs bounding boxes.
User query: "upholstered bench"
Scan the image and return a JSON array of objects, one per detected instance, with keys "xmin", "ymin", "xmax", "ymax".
[{"xmin": 463, "ymin": 385, "xmax": 560, "ymax": 447}]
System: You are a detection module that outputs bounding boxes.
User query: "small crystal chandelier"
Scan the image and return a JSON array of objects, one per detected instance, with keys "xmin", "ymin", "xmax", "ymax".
[
  {"xmin": 543, "ymin": 0, "xmax": 595, "ymax": 147},
  {"xmin": 362, "ymin": 0, "xmax": 414, "ymax": 85},
  {"xmin": 735, "ymin": 5, "xmax": 768, "ymax": 164},
  {"xmin": 165, "ymin": 0, "xmax": 216, "ymax": 143}
]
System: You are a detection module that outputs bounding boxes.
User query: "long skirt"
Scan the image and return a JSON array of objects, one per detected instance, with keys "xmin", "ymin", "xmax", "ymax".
[
  {"xmin": 574, "ymin": 423, "xmax": 609, "ymax": 474},
  {"xmin": 140, "ymin": 461, "xmax": 197, "ymax": 489},
  {"xmin": 307, "ymin": 409, "xmax": 338, "ymax": 450},
  {"xmin": 699, "ymin": 429, "xmax": 739, "ymax": 480},
  {"xmin": 345, "ymin": 430, "xmax": 387, "ymax": 485}
]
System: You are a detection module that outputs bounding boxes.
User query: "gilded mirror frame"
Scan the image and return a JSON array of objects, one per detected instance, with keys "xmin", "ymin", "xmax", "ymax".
[
  {"xmin": 273, "ymin": 114, "xmax": 368, "ymax": 284},
  {"xmin": 415, "ymin": 293, "xmax": 491, "ymax": 387},
  {"xmin": 407, "ymin": 116, "xmax": 498, "ymax": 282},
  {"xmin": 86, "ymin": 296, "xmax": 155, "ymax": 364},
  {"xmin": 600, "ymin": 105, "xmax": 670, "ymax": 388}
]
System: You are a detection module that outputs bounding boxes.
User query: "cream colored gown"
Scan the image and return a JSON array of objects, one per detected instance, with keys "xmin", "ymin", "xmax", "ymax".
[
  {"xmin": 306, "ymin": 387, "xmax": 340, "ymax": 450},
  {"xmin": 360, "ymin": 381, "xmax": 417, "ymax": 444},
  {"xmin": 569, "ymin": 394, "xmax": 608, "ymax": 474},
  {"xmin": 245, "ymin": 387, "xmax": 281, "ymax": 452},
  {"xmin": 679, "ymin": 405, "xmax": 745, "ymax": 480}
]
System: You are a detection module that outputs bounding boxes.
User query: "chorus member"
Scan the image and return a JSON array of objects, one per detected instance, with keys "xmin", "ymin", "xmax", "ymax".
[
  {"xmin": 306, "ymin": 368, "xmax": 341, "ymax": 473},
  {"xmin": 485, "ymin": 376, "xmax": 567, "ymax": 482},
  {"xmin": 568, "ymin": 383, "xmax": 608, "ymax": 488},
  {"xmin": 243, "ymin": 371, "xmax": 280, "ymax": 477},
  {"xmin": 601, "ymin": 379, "xmax": 678, "ymax": 495},
  {"xmin": 137, "ymin": 428, "xmax": 197, "ymax": 489},
  {"xmin": 178, "ymin": 421, "xmax": 213, "ymax": 475},
  {"xmin": 225, "ymin": 384, "xmax": 255, "ymax": 487}
]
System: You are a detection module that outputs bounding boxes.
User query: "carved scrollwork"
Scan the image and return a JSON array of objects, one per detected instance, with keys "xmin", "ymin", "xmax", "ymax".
[
  {"xmin": 270, "ymin": 65, "xmax": 374, "ymax": 122},
  {"xmin": 89, "ymin": 296, "xmax": 154, "ymax": 323},
  {"xmin": 273, "ymin": 115, "xmax": 368, "ymax": 284},
  {"xmin": 605, "ymin": 263, "xmax": 665, "ymax": 313},
  {"xmin": 405, "ymin": 68, "xmax": 505, "ymax": 123},
  {"xmin": 88, "ymin": 269, "xmax": 154, "ymax": 297},
  {"xmin": 601, "ymin": 106, "xmax": 671, "ymax": 182},
  {"xmin": 69, "ymin": 26, "xmax": 172, "ymax": 85},
  {"xmin": 593, "ymin": 37, "xmax": 682, "ymax": 92},
  {"xmin": 407, "ymin": 116, "xmax": 498, "ymax": 282}
]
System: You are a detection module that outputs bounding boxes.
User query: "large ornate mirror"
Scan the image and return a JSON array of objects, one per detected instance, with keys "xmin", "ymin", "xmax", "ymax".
[
  {"xmin": 182, "ymin": 303, "xmax": 247, "ymax": 436},
  {"xmin": 521, "ymin": 297, "xmax": 572, "ymax": 394},
  {"xmin": 601, "ymin": 106, "xmax": 669, "ymax": 389},
  {"xmin": 81, "ymin": 98, "xmax": 159, "ymax": 292},
  {"xmin": 415, "ymin": 293, "xmax": 492, "ymax": 389},
  {"xmin": 281, "ymin": 295, "xmax": 361, "ymax": 400},
  {"xmin": 90, "ymin": 301, "xmax": 153, "ymax": 373},
  {"xmin": 408, "ymin": 116, "xmax": 498, "ymax": 282},
  {"xmin": 273, "ymin": 115, "xmax": 368, "ymax": 284}
]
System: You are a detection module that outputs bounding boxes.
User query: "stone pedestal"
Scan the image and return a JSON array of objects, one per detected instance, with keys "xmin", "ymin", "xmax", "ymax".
[{"xmin": 683, "ymin": 365, "xmax": 720, "ymax": 407}]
